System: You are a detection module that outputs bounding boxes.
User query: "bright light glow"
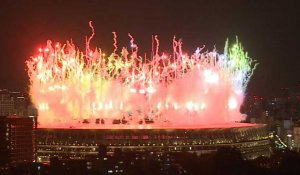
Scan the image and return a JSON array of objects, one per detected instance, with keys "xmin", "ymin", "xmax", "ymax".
[
  {"xmin": 139, "ymin": 89, "xmax": 146, "ymax": 94},
  {"xmin": 173, "ymin": 103, "xmax": 179, "ymax": 110},
  {"xmin": 146, "ymin": 86, "xmax": 156, "ymax": 94},
  {"xmin": 130, "ymin": 88, "xmax": 137, "ymax": 93},
  {"xmin": 204, "ymin": 70, "xmax": 219, "ymax": 84},
  {"xmin": 157, "ymin": 102, "xmax": 162, "ymax": 109},
  {"xmin": 200, "ymin": 102, "xmax": 206, "ymax": 110},
  {"xmin": 186, "ymin": 101, "xmax": 193, "ymax": 111},
  {"xmin": 228, "ymin": 97, "xmax": 238, "ymax": 110}
]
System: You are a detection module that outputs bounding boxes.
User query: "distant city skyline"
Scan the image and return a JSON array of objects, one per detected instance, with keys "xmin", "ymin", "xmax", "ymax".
[{"xmin": 0, "ymin": 0, "xmax": 299, "ymax": 97}]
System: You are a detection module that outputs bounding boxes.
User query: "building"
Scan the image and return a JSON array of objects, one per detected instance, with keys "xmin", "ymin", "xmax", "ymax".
[
  {"xmin": 0, "ymin": 89, "xmax": 29, "ymax": 117},
  {"xmin": 0, "ymin": 116, "xmax": 36, "ymax": 166},
  {"xmin": 9, "ymin": 91, "xmax": 27, "ymax": 116},
  {"xmin": 0, "ymin": 89, "xmax": 14, "ymax": 116},
  {"xmin": 293, "ymin": 127, "xmax": 300, "ymax": 152},
  {"xmin": 36, "ymin": 124, "xmax": 270, "ymax": 162}
]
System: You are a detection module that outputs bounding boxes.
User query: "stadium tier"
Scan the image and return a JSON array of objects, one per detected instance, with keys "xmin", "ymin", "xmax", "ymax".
[{"xmin": 36, "ymin": 123, "xmax": 270, "ymax": 161}]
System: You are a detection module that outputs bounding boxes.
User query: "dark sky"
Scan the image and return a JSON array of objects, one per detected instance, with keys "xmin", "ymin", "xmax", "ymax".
[{"xmin": 0, "ymin": 0, "xmax": 299, "ymax": 97}]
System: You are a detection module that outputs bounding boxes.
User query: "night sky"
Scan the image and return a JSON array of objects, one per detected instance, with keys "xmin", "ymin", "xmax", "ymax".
[{"xmin": 0, "ymin": 0, "xmax": 299, "ymax": 97}]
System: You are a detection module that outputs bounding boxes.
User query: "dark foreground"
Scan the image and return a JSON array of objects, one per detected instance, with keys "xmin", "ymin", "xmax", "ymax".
[{"xmin": 1, "ymin": 148, "xmax": 300, "ymax": 175}]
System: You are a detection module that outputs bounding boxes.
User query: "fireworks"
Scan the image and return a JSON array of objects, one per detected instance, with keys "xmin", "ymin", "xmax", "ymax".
[{"xmin": 26, "ymin": 27, "xmax": 256, "ymax": 129}]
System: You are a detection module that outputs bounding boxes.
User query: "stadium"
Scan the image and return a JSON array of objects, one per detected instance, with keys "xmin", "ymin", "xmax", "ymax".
[
  {"xmin": 28, "ymin": 29, "xmax": 270, "ymax": 162},
  {"xmin": 36, "ymin": 123, "xmax": 270, "ymax": 162}
]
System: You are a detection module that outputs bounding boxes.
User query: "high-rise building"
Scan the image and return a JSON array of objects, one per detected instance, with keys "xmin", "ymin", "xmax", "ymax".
[
  {"xmin": 0, "ymin": 116, "xmax": 36, "ymax": 166},
  {"xmin": 9, "ymin": 91, "xmax": 27, "ymax": 116},
  {"xmin": 0, "ymin": 89, "xmax": 29, "ymax": 117},
  {"xmin": 0, "ymin": 90, "xmax": 14, "ymax": 116}
]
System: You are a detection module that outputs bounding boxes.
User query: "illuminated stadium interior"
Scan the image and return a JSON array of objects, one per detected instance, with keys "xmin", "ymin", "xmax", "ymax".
[{"xmin": 36, "ymin": 124, "xmax": 270, "ymax": 161}]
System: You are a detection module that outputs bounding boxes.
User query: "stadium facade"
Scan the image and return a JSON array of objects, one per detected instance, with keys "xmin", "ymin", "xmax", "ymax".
[{"xmin": 36, "ymin": 124, "xmax": 270, "ymax": 162}]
